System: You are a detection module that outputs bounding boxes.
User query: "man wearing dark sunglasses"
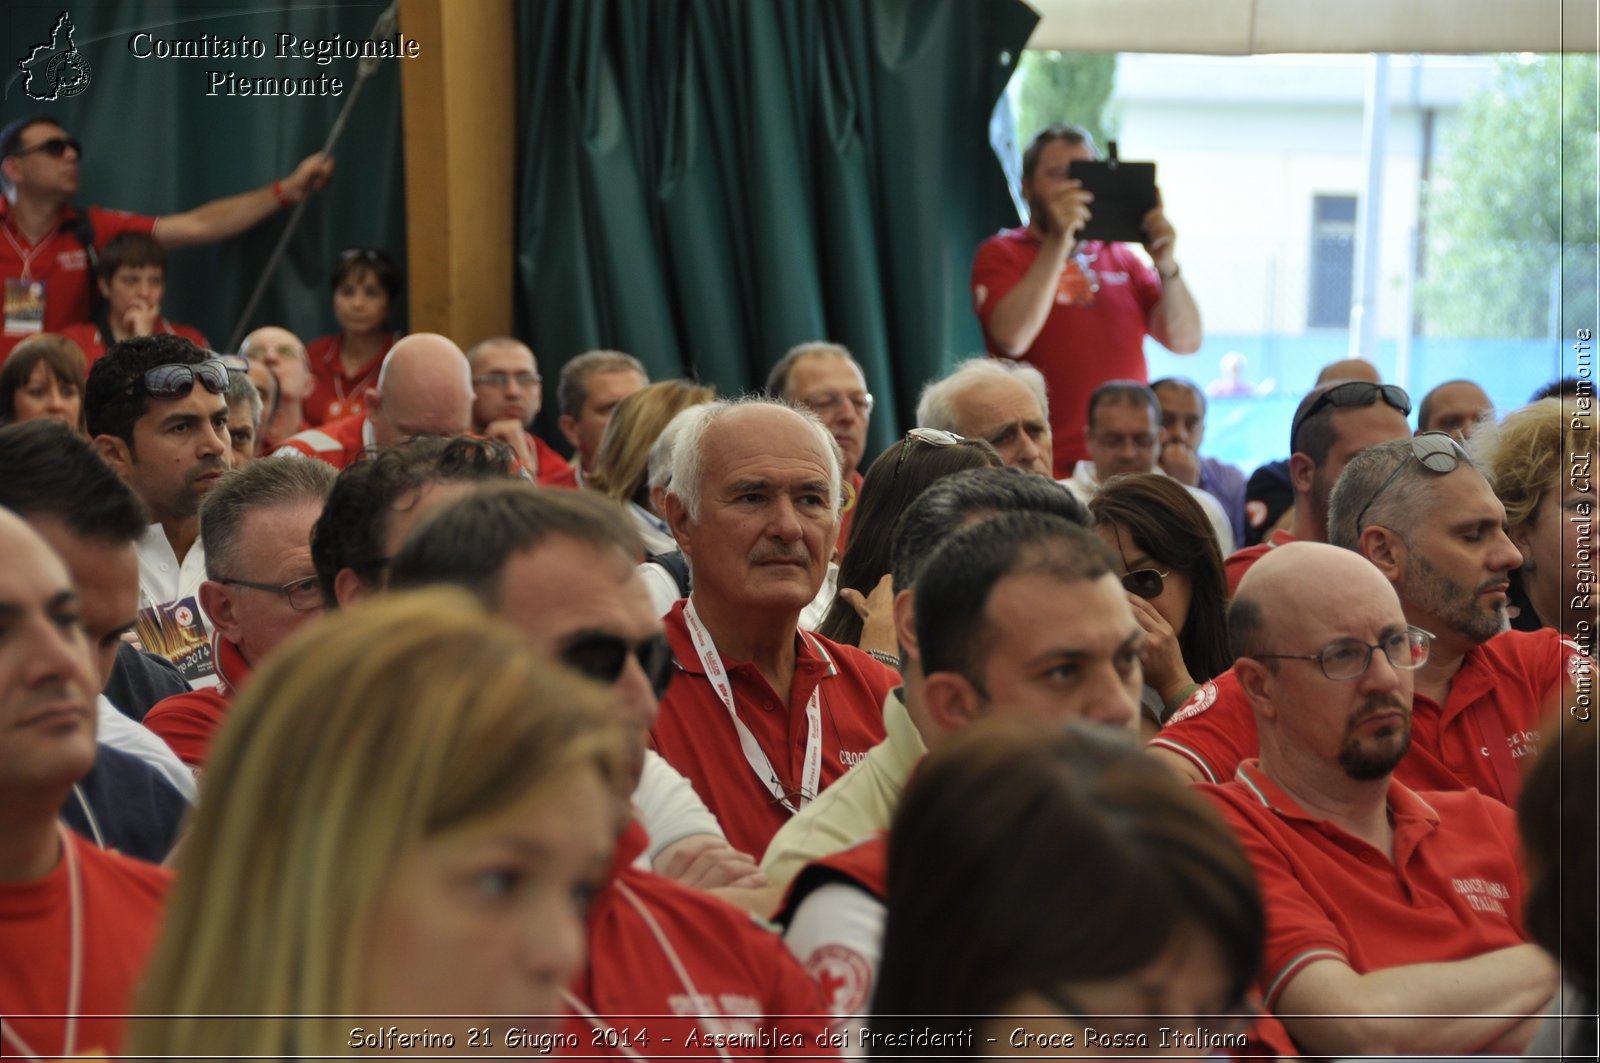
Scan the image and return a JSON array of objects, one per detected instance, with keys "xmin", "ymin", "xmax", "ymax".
[
  {"xmin": 1153, "ymin": 437, "xmax": 1580, "ymax": 810},
  {"xmin": 84, "ymin": 336, "xmax": 233, "ymax": 687},
  {"xmin": 1199, "ymin": 543, "xmax": 1556, "ymax": 1057},
  {"xmin": 0, "ymin": 113, "xmax": 332, "ymax": 360},
  {"xmin": 1224, "ymin": 378, "xmax": 1412, "ymax": 594},
  {"xmin": 144, "ymin": 458, "xmax": 336, "ymax": 770}
]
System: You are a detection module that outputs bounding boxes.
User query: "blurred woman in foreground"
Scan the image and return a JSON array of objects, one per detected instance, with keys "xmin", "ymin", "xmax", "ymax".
[{"xmin": 131, "ymin": 589, "xmax": 625, "ymax": 1056}]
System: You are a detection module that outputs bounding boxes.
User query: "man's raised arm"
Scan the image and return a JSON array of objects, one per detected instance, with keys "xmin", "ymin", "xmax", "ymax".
[{"xmin": 154, "ymin": 152, "xmax": 333, "ymax": 249}]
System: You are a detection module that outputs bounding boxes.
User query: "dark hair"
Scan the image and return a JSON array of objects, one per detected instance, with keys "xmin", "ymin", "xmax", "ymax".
[
  {"xmin": 1087, "ymin": 379, "xmax": 1160, "ymax": 428},
  {"xmin": 871, "ymin": 718, "xmax": 1262, "ymax": 1053},
  {"xmin": 1151, "ymin": 375, "xmax": 1208, "ymax": 417},
  {"xmin": 763, "ymin": 341, "xmax": 857, "ymax": 400},
  {"xmin": 1089, "ymin": 473, "xmax": 1232, "ymax": 683},
  {"xmin": 1021, "ymin": 123, "xmax": 1096, "ymax": 182},
  {"xmin": 389, "ymin": 482, "xmax": 642, "ymax": 606},
  {"xmin": 556, "ymin": 350, "xmax": 648, "ymax": 419},
  {"xmin": 0, "ymin": 420, "xmax": 148, "ymax": 542},
  {"xmin": 95, "ymin": 231, "xmax": 166, "ymax": 281},
  {"xmin": 84, "ymin": 333, "xmax": 212, "ymax": 445},
  {"xmin": 889, "ymin": 467, "xmax": 1086, "ymax": 594},
  {"xmin": 310, "ymin": 435, "xmax": 516, "ymax": 606},
  {"xmin": 915, "ymin": 511, "xmax": 1115, "ymax": 686},
  {"xmin": 0, "ymin": 113, "xmax": 63, "ymax": 194},
  {"xmin": 0, "ymin": 333, "xmax": 87, "ymax": 431},
  {"xmin": 1518, "ymin": 718, "xmax": 1598, "ymax": 1003},
  {"xmin": 1290, "ymin": 380, "xmax": 1412, "ymax": 468},
  {"xmin": 816, "ymin": 435, "xmax": 1002, "ymax": 646},
  {"xmin": 1529, "ymin": 376, "xmax": 1584, "ymax": 403},
  {"xmin": 330, "ymin": 247, "xmax": 402, "ymax": 301}
]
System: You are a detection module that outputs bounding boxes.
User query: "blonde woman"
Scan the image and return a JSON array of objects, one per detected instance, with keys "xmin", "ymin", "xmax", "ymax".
[
  {"xmin": 130, "ymin": 589, "xmax": 625, "ymax": 1057},
  {"xmin": 587, "ymin": 379, "xmax": 716, "ymax": 555}
]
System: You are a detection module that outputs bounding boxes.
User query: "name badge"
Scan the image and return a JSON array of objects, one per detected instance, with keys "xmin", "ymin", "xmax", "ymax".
[{"xmin": 4, "ymin": 278, "xmax": 46, "ymax": 335}]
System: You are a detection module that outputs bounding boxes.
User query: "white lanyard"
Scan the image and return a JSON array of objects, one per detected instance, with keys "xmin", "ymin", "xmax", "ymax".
[
  {"xmin": 0, "ymin": 825, "xmax": 84, "ymax": 1062},
  {"xmin": 1, "ymin": 222, "xmax": 59, "ymax": 281},
  {"xmin": 682, "ymin": 599, "xmax": 822, "ymax": 814},
  {"xmin": 562, "ymin": 880, "xmax": 736, "ymax": 1062}
]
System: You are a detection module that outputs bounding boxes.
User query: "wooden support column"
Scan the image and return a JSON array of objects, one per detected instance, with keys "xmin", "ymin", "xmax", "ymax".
[{"xmin": 398, "ymin": 0, "xmax": 516, "ymax": 343}]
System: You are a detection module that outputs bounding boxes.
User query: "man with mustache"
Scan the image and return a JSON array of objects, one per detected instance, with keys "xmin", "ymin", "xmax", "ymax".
[
  {"xmin": 1200, "ymin": 542, "xmax": 1557, "ymax": 1056},
  {"xmin": 651, "ymin": 399, "xmax": 896, "ymax": 857},
  {"xmin": 1151, "ymin": 437, "xmax": 1576, "ymax": 806},
  {"xmin": 85, "ymin": 335, "xmax": 231, "ymax": 687}
]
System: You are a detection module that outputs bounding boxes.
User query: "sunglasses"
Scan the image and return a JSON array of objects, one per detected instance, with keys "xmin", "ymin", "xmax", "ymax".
[
  {"xmin": 561, "ymin": 632, "xmax": 676, "ymax": 698},
  {"xmin": 891, "ymin": 427, "xmax": 965, "ymax": 485},
  {"xmin": 1290, "ymin": 382, "xmax": 1411, "ymax": 453},
  {"xmin": 1353, "ymin": 431, "xmax": 1464, "ymax": 532},
  {"xmin": 140, "ymin": 359, "xmax": 231, "ymax": 398},
  {"xmin": 1121, "ymin": 567, "xmax": 1169, "ymax": 600},
  {"xmin": 12, "ymin": 136, "xmax": 82, "ymax": 160}
]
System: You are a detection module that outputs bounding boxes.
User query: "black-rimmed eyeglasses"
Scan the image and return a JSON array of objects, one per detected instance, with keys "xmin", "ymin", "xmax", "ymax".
[
  {"xmin": 1255, "ymin": 626, "xmax": 1433, "ymax": 681},
  {"xmin": 216, "ymin": 575, "xmax": 323, "ymax": 612}
]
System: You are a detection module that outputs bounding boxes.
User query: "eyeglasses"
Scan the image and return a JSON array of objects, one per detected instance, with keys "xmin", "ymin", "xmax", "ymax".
[
  {"xmin": 1290, "ymin": 381, "xmax": 1412, "ymax": 453},
  {"xmin": 217, "ymin": 354, "xmax": 251, "ymax": 374},
  {"xmin": 472, "ymin": 372, "xmax": 540, "ymax": 389},
  {"xmin": 1256, "ymin": 625, "xmax": 1434, "ymax": 681},
  {"xmin": 216, "ymin": 575, "xmax": 323, "ymax": 612},
  {"xmin": 891, "ymin": 427, "xmax": 963, "ymax": 485},
  {"xmin": 1353, "ymin": 431, "xmax": 1464, "ymax": 533},
  {"xmin": 139, "ymin": 359, "xmax": 231, "ymax": 398},
  {"xmin": 1121, "ymin": 567, "xmax": 1169, "ymax": 600},
  {"xmin": 560, "ymin": 632, "xmax": 676, "ymax": 699},
  {"xmin": 800, "ymin": 390, "xmax": 874, "ymax": 418},
  {"xmin": 11, "ymin": 136, "xmax": 82, "ymax": 160}
]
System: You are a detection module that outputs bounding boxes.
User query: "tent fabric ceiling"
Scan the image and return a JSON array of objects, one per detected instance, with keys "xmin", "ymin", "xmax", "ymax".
[{"xmin": 1024, "ymin": 0, "xmax": 1599, "ymax": 55}]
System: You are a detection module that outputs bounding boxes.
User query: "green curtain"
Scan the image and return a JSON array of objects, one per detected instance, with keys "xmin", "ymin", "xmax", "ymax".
[
  {"xmin": 514, "ymin": 0, "xmax": 1037, "ymax": 455},
  {"xmin": 1, "ymin": 0, "xmax": 406, "ymax": 351}
]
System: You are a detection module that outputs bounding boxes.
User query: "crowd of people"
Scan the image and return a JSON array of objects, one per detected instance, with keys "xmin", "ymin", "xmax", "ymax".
[{"xmin": 2, "ymin": 110, "xmax": 1596, "ymax": 1061}]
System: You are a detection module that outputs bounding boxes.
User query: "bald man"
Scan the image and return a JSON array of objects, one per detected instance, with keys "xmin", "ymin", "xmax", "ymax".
[
  {"xmin": 239, "ymin": 326, "xmax": 312, "ymax": 449},
  {"xmin": 1417, "ymin": 379, "xmax": 1494, "ymax": 441},
  {"xmin": 1315, "ymin": 358, "xmax": 1381, "ymax": 386},
  {"xmin": 273, "ymin": 334, "xmax": 473, "ymax": 469},
  {"xmin": 1199, "ymin": 542, "xmax": 1556, "ymax": 1056}
]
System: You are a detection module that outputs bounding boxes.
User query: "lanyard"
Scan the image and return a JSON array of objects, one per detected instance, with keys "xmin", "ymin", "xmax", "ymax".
[
  {"xmin": 0, "ymin": 825, "xmax": 84, "ymax": 1062},
  {"xmin": 1, "ymin": 221, "xmax": 59, "ymax": 281},
  {"xmin": 329, "ymin": 334, "xmax": 385, "ymax": 408},
  {"xmin": 682, "ymin": 599, "xmax": 822, "ymax": 814}
]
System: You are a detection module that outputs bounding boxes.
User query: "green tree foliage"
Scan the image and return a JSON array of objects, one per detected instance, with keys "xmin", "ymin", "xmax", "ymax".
[
  {"xmin": 1013, "ymin": 51, "xmax": 1118, "ymax": 152},
  {"xmin": 1419, "ymin": 54, "xmax": 1598, "ymax": 339}
]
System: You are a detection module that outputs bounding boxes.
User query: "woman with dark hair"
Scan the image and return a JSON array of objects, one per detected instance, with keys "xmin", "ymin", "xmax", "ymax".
[
  {"xmin": 0, "ymin": 332, "xmax": 87, "ymax": 434},
  {"xmin": 817, "ymin": 429, "xmax": 1001, "ymax": 650},
  {"xmin": 1088, "ymin": 473, "xmax": 1231, "ymax": 735},
  {"xmin": 303, "ymin": 247, "xmax": 404, "ymax": 424},
  {"xmin": 870, "ymin": 718, "xmax": 1263, "ymax": 1058}
]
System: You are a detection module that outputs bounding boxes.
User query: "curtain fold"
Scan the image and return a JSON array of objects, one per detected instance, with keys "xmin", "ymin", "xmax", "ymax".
[{"xmin": 515, "ymin": 0, "xmax": 1038, "ymax": 453}]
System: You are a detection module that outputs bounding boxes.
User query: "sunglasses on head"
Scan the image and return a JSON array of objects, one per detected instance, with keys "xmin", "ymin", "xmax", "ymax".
[
  {"xmin": 1353, "ymin": 431, "xmax": 1464, "ymax": 532},
  {"xmin": 139, "ymin": 359, "xmax": 231, "ymax": 399},
  {"xmin": 12, "ymin": 136, "xmax": 81, "ymax": 160},
  {"xmin": 561, "ymin": 632, "xmax": 676, "ymax": 698},
  {"xmin": 890, "ymin": 427, "xmax": 966, "ymax": 485},
  {"xmin": 1121, "ymin": 567, "xmax": 1168, "ymax": 600},
  {"xmin": 1290, "ymin": 381, "xmax": 1411, "ymax": 453}
]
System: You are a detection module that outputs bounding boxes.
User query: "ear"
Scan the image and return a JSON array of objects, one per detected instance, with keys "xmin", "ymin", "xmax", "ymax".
[
  {"xmin": 198, "ymin": 580, "xmax": 243, "ymax": 645},
  {"xmin": 921, "ymin": 671, "xmax": 984, "ymax": 734},
  {"xmin": 892, "ymin": 588, "xmax": 919, "ymax": 665},
  {"xmin": 363, "ymin": 386, "xmax": 382, "ymax": 414},
  {"xmin": 1287, "ymin": 451, "xmax": 1315, "ymax": 498},
  {"xmin": 97, "ymin": 276, "xmax": 113, "ymax": 301},
  {"xmin": 334, "ymin": 567, "xmax": 369, "ymax": 609},
  {"xmin": 92, "ymin": 433, "xmax": 133, "ymax": 478},
  {"xmin": 558, "ymin": 413, "xmax": 580, "ymax": 450},
  {"xmin": 1360, "ymin": 524, "xmax": 1407, "ymax": 584},
  {"xmin": 1233, "ymin": 657, "xmax": 1279, "ymax": 721},
  {"xmin": 663, "ymin": 490, "xmax": 694, "ymax": 559}
]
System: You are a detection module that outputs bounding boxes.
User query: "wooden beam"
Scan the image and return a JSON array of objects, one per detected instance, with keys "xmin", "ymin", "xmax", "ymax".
[{"xmin": 398, "ymin": 0, "xmax": 516, "ymax": 343}]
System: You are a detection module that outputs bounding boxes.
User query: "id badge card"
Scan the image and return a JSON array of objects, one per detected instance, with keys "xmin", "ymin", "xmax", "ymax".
[{"xmin": 4, "ymin": 278, "xmax": 46, "ymax": 335}]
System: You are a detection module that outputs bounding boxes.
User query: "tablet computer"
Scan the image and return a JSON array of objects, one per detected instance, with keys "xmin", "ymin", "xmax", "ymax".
[{"xmin": 1068, "ymin": 158, "xmax": 1157, "ymax": 244}]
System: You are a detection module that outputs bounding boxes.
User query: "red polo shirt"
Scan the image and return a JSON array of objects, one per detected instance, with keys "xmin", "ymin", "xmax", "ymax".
[
  {"xmin": 302, "ymin": 330, "xmax": 398, "ymax": 425},
  {"xmin": 144, "ymin": 633, "xmax": 251, "ymax": 770},
  {"xmin": 58, "ymin": 318, "xmax": 210, "ymax": 368},
  {"xmin": 528, "ymin": 432, "xmax": 579, "ymax": 488},
  {"xmin": 0, "ymin": 202, "xmax": 155, "ymax": 361},
  {"xmin": 651, "ymin": 601, "xmax": 893, "ymax": 857},
  {"xmin": 1201, "ymin": 761, "xmax": 1529, "ymax": 1010},
  {"xmin": 1151, "ymin": 628, "xmax": 1575, "ymax": 805},
  {"xmin": 563, "ymin": 820, "xmax": 834, "ymax": 1059},
  {"xmin": 0, "ymin": 831, "xmax": 171, "ymax": 1057},
  {"xmin": 272, "ymin": 411, "xmax": 370, "ymax": 470}
]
